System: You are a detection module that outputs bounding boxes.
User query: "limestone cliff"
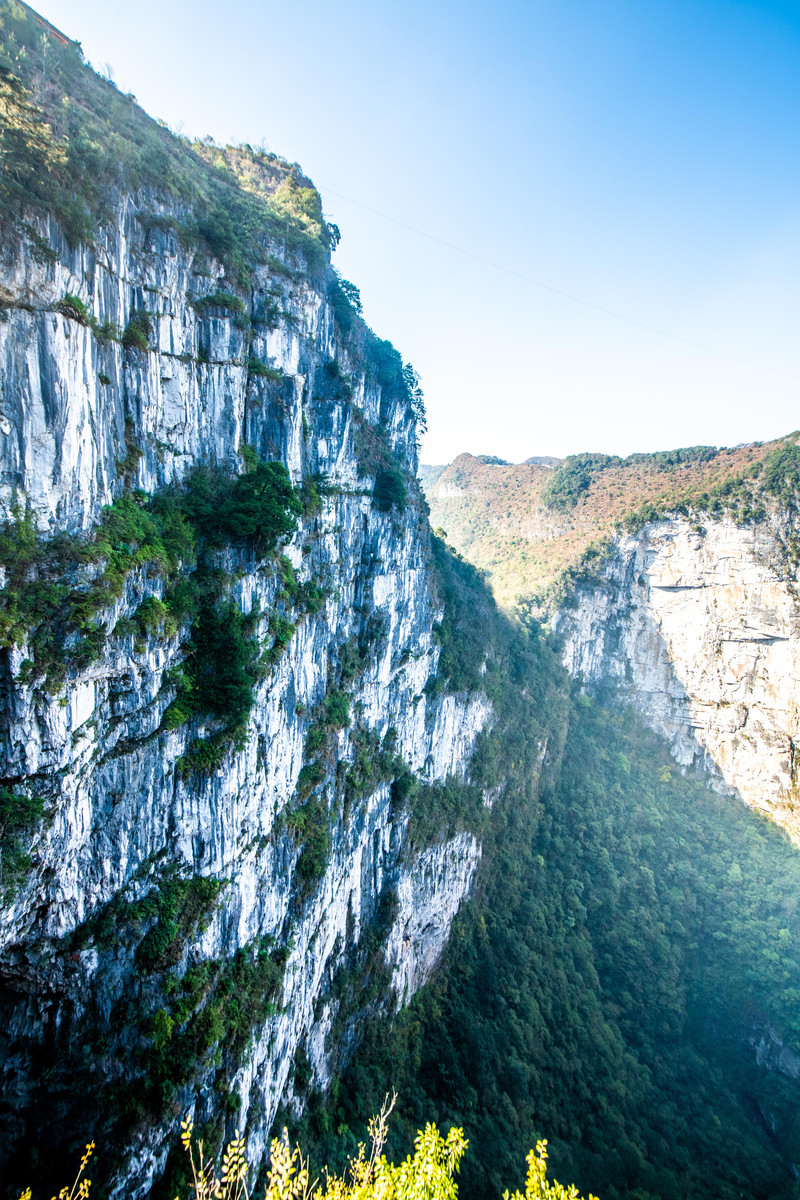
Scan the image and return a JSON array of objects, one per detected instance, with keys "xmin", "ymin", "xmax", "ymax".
[
  {"xmin": 555, "ymin": 508, "xmax": 800, "ymax": 841},
  {"xmin": 0, "ymin": 159, "xmax": 489, "ymax": 1199}
]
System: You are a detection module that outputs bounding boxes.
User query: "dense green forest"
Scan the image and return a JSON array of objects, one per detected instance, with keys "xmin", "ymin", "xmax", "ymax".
[{"xmin": 290, "ymin": 541, "xmax": 800, "ymax": 1200}]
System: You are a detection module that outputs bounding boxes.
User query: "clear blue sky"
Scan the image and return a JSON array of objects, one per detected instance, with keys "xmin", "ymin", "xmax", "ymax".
[{"xmin": 34, "ymin": 0, "xmax": 800, "ymax": 463}]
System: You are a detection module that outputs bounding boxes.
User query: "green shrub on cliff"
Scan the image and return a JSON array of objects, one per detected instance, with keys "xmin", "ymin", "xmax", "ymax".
[
  {"xmin": 0, "ymin": 493, "xmax": 186, "ymax": 683},
  {"xmin": 180, "ymin": 461, "xmax": 302, "ymax": 551},
  {"xmin": 288, "ymin": 796, "xmax": 332, "ymax": 886},
  {"xmin": 373, "ymin": 465, "xmax": 407, "ymax": 513},
  {"xmin": 122, "ymin": 311, "xmax": 152, "ymax": 351},
  {"xmin": 0, "ymin": 785, "xmax": 44, "ymax": 896},
  {"xmin": 353, "ymin": 416, "xmax": 411, "ymax": 514},
  {"xmin": 176, "ymin": 601, "xmax": 264, "ymax": 734},
  {"xmin": 0, "ymin": 452, "xmax": 303, "ymax": 690}
]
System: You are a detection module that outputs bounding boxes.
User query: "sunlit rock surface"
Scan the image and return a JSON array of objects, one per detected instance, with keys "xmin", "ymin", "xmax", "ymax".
[{"xmin": 556, "ymin": 513, "xmax": 800, "ymax": 840}]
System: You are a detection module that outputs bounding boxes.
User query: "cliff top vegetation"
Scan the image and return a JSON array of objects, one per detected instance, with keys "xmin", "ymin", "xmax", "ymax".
[
  {"xmin": 0, "ymin": 0, "xmax": 334, "ymax": 280},
  {"xmin": 0, "ymin": 0, "xmax": 426, "ymax": 461},
  {"xmin": 421, "ymin": 433, "xmax": 799, "ymax": 613}
]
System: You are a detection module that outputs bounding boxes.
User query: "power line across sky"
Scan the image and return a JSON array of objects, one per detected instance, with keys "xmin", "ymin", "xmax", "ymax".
[{"xmin": 321, "ymin": 184, "xmax": 800, "ymax": 383}]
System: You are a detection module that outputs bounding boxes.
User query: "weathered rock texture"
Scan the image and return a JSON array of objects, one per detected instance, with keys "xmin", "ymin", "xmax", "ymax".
[
  {"xmin": 555, "ymin": 513, "xmax": 800, "ymax": 841},
  {"xmin": 0, "ymin": 201, "xmax": 490, "ymax": 1194}
]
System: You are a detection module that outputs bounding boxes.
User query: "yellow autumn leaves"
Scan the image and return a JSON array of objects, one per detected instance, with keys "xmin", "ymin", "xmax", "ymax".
[{"xmin": 19, "ymin": 1100, "xmax": 597, "ymax": 1200}]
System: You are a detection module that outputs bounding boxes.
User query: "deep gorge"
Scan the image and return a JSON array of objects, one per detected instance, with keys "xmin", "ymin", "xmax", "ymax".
[{"xmin": 2, "ymin": 6, "xmax": 800, "ymax": 1199}]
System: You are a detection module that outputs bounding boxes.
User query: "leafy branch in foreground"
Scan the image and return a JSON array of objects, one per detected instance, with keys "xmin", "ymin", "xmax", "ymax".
[
  {"xmin": 504, "ymin": 1142, "xmax": 599, "ymax": 1200},
  {"xmin": 17, "ymin": 1138, "xmax": 95, "ymax": 1200},
  {"xmin": 18, "ymin": 1103, "xmax": 595, "ymax": 1200},
  {"xmin": 175, "ymin": 1095, "xmax": 595, "ymax": 1200}
]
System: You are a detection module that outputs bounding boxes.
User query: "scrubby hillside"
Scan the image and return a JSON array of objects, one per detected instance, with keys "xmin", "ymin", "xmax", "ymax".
[{"xmin": 422, "ymin": 440, "xmax": 790, "ymax": 612}]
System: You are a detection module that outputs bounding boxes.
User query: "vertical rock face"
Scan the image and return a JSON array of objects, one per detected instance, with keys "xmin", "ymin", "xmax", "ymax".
[
  {"xmin": 555, "ymin": 513, "xmax": 800, "ymax": 840},
  {"xmin": 0, "ymin": 202, "xmax": 491, "ymax": 1193}
]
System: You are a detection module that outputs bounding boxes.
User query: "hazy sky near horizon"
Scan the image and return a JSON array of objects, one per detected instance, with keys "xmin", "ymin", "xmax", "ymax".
[{"xmin": 34, "ymin": 0, "xmax": 800, "ymax": 463}]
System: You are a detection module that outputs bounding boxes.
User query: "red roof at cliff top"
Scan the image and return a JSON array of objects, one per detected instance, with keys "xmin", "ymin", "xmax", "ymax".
[{"xmin": 17, "ymin": 2, "xmax": 74, "ymax": 48}]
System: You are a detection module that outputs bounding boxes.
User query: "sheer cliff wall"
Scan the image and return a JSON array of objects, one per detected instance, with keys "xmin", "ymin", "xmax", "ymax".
[
  {"xmin": 555, "ymin": 510, "xmax": 800, "ymax": 842},
  {"xmin": 0, "ymin": 199, "xmax": 490, "ymax": 1195}
]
